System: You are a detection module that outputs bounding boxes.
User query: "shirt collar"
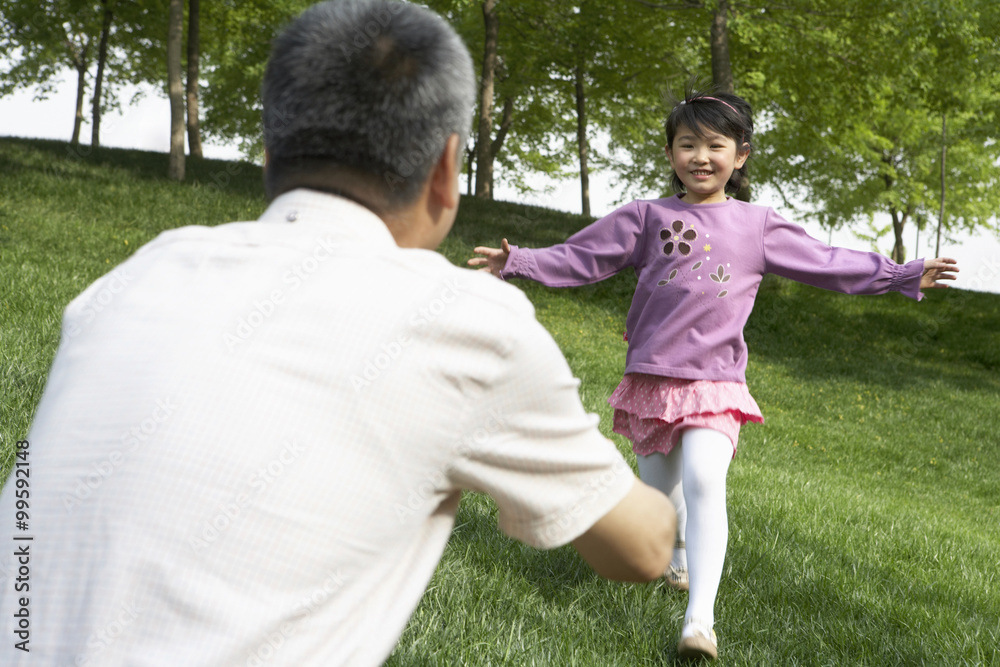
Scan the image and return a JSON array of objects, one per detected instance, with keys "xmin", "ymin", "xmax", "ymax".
[
  {"xmin": 672, "ymin": 192, "xmax": 737, "ymax": 210},
  {"xmin": 258, "ymin": 188, "xmax": 398, "ymax": 247}
]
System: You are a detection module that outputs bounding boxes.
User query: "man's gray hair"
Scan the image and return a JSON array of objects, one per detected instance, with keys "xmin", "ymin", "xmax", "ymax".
[{"xmin": 262, "ymin": 0, "xmax": 475, "ymax": 205}]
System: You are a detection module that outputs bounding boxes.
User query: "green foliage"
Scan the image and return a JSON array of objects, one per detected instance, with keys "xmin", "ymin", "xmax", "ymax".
[
  {"xmin": 423, "ymin": 0, "xmax": 581, "ymax": 188},
  {"xmin": 597, "ymin": 2, "xmax": 712, "ymax": 203},
  {"xmin": 4, "ymin": 0, "xmax": 999, "ymax": 252},
  {"xmin": 0, "ymin": 0, "xmax": 101, "ymax": 96},
  {"xmin": 2, "ymin": 138, "xmax": 998, "ymax": 664},
  {"xmin": 742, "ymin": 0, "xmax": 1000, "ymax": 256},
  {"xmin": 0, "ymin": 0, "xmax": 166, "ymax": 115},
  {"xmin": 500, "ymin": 0, "xmax": 708, "ymax": 202},
  {"xmin": 426, "ymin": 0, "xmax": 707, "ymax": 200},
  {"xmin": 197, "ymin": 0, "xmax": 313, "ymax": 158}
]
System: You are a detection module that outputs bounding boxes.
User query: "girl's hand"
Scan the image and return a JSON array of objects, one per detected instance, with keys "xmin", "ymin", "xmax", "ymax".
[
  {"xmin": 468, "ymin": 239, "xmax": 511, "ymax": 278},
  {"xmin": 921, "ymin": 257, "xmax": 959, "ymax": 289}
]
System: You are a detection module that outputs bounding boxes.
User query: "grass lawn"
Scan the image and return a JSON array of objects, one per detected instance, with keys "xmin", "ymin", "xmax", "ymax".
[{"xmin": 2, "ymin": 137, "xmax": 999, "ymax": 665}]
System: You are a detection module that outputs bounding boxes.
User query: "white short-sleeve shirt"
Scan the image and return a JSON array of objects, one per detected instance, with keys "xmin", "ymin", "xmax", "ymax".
[{"xmin": 0, "ymin": 190, "xmax": 634, "ymax": 666}]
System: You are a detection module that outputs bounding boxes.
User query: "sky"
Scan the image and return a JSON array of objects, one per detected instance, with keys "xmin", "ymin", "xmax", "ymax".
[{"xmin": 2, "ymin": 75, "xmax": 998, "ymax": 294}]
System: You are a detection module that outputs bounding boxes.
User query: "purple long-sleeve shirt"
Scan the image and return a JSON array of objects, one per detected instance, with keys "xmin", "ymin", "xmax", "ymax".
[{"xmin": 500, "ymin": 195, "xmax": 925, "ymax": 383}]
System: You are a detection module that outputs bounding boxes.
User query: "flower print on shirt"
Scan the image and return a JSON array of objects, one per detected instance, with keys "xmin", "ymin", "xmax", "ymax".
[
  {"xmin": 710, "ymin": 264, "xmax": 732, "ymax": 298},
  {"xmin": 660, "ymin": 220, "xmax": 698, "ymax": 256},
  {"xmin": 657, "ymin": 220, "xmax": 698, "ymax": 286},
  {"xmin": 657, "ymin": 224, "xmax": 734, "ymax": 298}
]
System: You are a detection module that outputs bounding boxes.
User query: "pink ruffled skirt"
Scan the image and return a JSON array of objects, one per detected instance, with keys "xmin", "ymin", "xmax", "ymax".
[{"xmin": 609, "ymin": 373, "xmax": 763, "ymax": 457}]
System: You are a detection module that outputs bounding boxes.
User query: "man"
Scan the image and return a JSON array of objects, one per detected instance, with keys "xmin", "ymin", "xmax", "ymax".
[{"xmin": 0, "ymin": 1, "xmax": 676, "ymax": 665}]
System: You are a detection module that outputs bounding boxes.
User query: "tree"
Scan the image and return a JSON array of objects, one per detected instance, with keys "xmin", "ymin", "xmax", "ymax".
[
  {"xmin": 90, "ymin": 0, "xmax": 114, "ymax": 147},
  {"xmin": 186, "ymin": 0, "xmax": 203, "ymax": 158},
  {"xmin": 427, "ymin": 0, "xmax": 577, "ymax": 201},
  {"xmin": 167, "ymin": 0, "xmax": 185, "ymax": 180},
  {"xmin": 483, "ymin": 0, "xmax": 705, "ymax": 213},
  {"xmin": 474, "ymin": 0, "xmax": 503, "ymax": 199},
  {"xmin": 83, "ymin": 1, "xmax": 167, "ymax": 150},
  {"xmin": 936, "ymin": 113, "xmax": 946, "ymax": 257},
  {"xmin": 498, "ymin": 0, "xmax": 596, "ymax": 212},
  {"xmin": 195, "ymin": 0, "xmax": 315, "ymax": 157},
  {"xmin": 625, "ymin": 0, "xmax": 752, "ymax": 199},
  {"xmin": 923, "ymin": 0, "xmax": 1000, "ymax": 256},
  {"xmin": 747, "ymin": 0, "xmax": 1000, "ymax": 262},
  {"xmin": 474, "ymin": 0, "xmax": 498, "ymax": 198},
  {"xmin": 709, "ymin": 0, "xmax": 733, "ymax": 94},
  {"xmin": 0, "ymin": 1, "xmax": 100, "ymax": 146},
  {"xmin": 69, "ymin": 40, "xmax": 90, "ymax": 145},
  {"xmin": 1, "ymin": 0, "xmax": 166, "ymax": 148},
  {"xmin": 571, "ymin": 1, "xmax": 708, "ymax": 207},
  {"xmin": 573, "ymin": 61, "xmax": 590, "ymax": 216}
]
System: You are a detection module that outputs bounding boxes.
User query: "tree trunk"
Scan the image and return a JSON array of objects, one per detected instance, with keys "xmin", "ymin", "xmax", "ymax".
[
  {"xmin": 881, "ymin": 156, "xmax": 905, "ymax": 262},
  {"xmin": 488, "ymin": 97, "xmax": 513, "ymax": 196},
  {"xmin": 91, "ymin": 1, "xmax": 114, "ymax": 148},
  {"xmin": 71, "ymin": 48, "xmax": 89, "ymax": 146},
  {"xmin": 936, "ymin": 113, "xmax": 946, "ymax": 257},
  {"xmin": 167, "ymin": 0, "xmax": 186, "ymax": 181},
  {"xmin": 466, "ymin": 142, "xmax": 476, "ymax": 196},
  {"xmin": 710, "ymin": 0, "xmax": 734, "ymax": 94},
  {"xmin": 890, "ymin": 209, "xmax": 907, "ymax": 263},
  {"xmin": 709, "ymin": 0, "xmax": 749, "ymax": 202},
  {"xmin": 186, "ymin": 0, "xmax": 203, "ymax": 158},
  {"xmin": 475, "ymin": 0, "xmax": 499, "ymax": 199},
  {"xmin": 574, "ymin": 64, "xmax": 591, "ymax": 217}
]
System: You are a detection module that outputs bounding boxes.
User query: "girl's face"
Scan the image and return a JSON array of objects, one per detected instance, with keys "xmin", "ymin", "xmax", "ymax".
[{"xmin": 665, "ymin": 124, "xmax": 749, "ymax": 205}]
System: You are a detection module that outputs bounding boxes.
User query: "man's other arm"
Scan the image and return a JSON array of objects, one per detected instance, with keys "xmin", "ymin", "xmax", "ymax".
[{"xmin": 571, "ymin": 477, "xmax": 676, "ymax": 582}]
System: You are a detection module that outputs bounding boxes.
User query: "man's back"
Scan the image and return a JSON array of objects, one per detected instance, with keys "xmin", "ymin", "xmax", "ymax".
[{"xmin": 0, "ymin": 191, "xmax": 636, "ymax": 665}]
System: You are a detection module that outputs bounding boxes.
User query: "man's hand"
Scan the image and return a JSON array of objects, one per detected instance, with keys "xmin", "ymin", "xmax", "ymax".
[
  {"xmin": 571, "ymin": 477, "xmax": 676, "ymax": 582},
  {"xmin": 921, "ymin": 257, "xmax": 959, "ymax": 290},
  {"xmin": 468, "ymin": 239, "xmax": 511, "ymax": 278}
]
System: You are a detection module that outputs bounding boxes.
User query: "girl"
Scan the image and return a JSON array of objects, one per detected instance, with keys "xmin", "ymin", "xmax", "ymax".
[{"xmin": 469, "ymin": 90, "xmax": 959, "ymax": 660}]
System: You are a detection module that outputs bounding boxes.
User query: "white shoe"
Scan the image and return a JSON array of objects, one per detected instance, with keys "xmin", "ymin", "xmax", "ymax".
[
  {"xmin": 677, "ymin": 618, "xmax": 718, "ymax": 660},
  {"xmin": 664, "ymin": 539, "xmax": 689, "ymax": 591},
  {"xmin": 664, "ymin": 564, "xmax": 689, "ymax": 591}
]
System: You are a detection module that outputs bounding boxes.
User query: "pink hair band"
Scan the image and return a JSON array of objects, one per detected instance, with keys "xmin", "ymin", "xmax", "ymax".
[{"xmin": 681, "ymin": 96, "xmax": 740, "ymax": 117}]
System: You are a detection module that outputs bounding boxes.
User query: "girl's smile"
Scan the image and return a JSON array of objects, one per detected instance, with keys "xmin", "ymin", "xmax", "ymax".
[{"xmin": 665, "ymin": 124, "xmax": 749, "ymax": 204}]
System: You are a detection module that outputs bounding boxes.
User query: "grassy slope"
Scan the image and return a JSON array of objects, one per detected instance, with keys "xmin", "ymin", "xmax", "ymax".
[{"xmin": 1, "ymin": 138, "xmax": 998, "ymax": 665}]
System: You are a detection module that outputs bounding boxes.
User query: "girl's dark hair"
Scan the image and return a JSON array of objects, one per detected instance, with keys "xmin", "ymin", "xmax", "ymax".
[{"xmin": 664, "ymin": 89, "xmax": 753, "ymax": 195}]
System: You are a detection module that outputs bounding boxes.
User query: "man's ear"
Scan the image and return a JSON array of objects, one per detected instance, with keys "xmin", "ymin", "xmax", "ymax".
[{"xmin": 429, "ymin": 134, "xmax": 461, "ymax": 211}]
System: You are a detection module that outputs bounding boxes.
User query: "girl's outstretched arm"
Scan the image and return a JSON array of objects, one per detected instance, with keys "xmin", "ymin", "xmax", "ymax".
[
  {"xmin": 763, "ymin": 211, "xmax": 954, "ymax": 301},
  {"xmin": 467, "ymin": 201, "xmax": 645, "ymax": 287},
  {"xmin": 468, "ymin": 238, "xmax": 511, "ymax": 278},
  {"xmin": 921, "ymin": 257, "xmax": 960, "ymax": 289}
]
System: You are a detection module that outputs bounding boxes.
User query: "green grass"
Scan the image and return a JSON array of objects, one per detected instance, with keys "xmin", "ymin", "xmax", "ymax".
[{"xmin": 2, "ymin": 137, "xmax": 999, "ymax": 665}]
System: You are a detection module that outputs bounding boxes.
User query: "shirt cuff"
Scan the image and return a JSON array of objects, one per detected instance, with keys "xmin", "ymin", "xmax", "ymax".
[
  {"xmin": 500, "ymin": 245, "xmax": 530, "ymax": 280},
  {"xmin": 893, "ymin": 259, "xmax": 926, "ymax": 301},
  {"xmin": 501, "ymin": 462, "xmax": 636, "ymax": 550}
]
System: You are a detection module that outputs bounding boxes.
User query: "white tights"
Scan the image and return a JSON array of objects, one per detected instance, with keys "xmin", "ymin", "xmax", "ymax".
[{"xmin": 636, "ymin": 427, "xmax": 733, "ymax": 628}]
